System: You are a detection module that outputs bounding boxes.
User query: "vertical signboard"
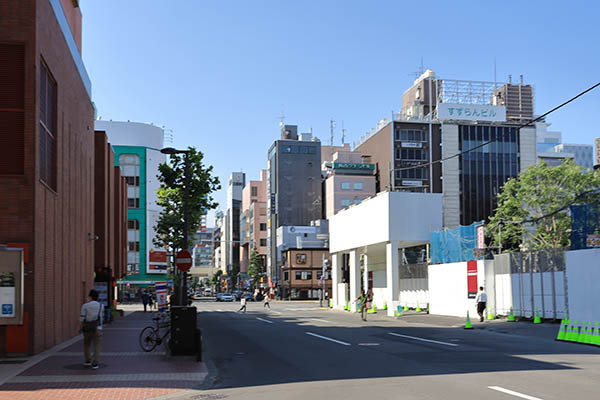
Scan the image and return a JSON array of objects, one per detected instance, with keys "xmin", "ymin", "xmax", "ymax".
[
  {"xmin": 155, "ymin": 281, "xmax": 168, "ymax": 311},
  {"xmin": 93, "ymin": 282, "xmax": 109, "ymax": 308},
  {"xmin": 467, "ymin": 260, "xmax": 478, "ymax": 299},
  {"xmin": 148, "ymin": 249, "xmax": 168, "ymax": 274}
]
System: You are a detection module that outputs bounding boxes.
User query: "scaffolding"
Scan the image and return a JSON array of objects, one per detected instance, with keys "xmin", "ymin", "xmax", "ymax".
[{"xmin": 437, "ymin": 79, "xmax": 500, "ymax": 106}]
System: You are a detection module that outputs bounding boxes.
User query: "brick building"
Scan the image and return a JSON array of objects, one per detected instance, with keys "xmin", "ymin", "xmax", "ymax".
[
  {"xmin": 94, "ymin": 131, "xmax": 128, "ymax": 307},
  {"xmin": 0, "ymin": 0, "xmax": 95, "ymax": 355}
]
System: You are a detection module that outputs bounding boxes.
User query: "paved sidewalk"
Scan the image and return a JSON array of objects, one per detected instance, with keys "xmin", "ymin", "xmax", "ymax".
[{"xmin": 0, "ymin": 306, "xmax": 208, "ymax": 400}]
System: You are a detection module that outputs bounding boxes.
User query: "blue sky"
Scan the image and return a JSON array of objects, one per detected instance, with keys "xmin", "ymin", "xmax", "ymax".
[{"xmin": 81, "ymin": 1, "xmax": 600, "ymax": 224}]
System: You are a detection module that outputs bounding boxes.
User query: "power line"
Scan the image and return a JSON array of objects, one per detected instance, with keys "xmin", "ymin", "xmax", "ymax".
[{"xmin": 396, "ymin": 81, "xmax": 600, "ymax": 173}]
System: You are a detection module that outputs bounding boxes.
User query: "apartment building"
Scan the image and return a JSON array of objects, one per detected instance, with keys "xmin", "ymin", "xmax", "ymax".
[{"xmin": 240, "ymin": 170, "xmax": 268, "ymax": 274}]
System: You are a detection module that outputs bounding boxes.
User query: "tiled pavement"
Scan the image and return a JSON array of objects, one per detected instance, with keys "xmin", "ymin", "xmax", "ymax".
[{"xmin": 0, "ymin": 306, "xmax": 208, "ymax": 400}]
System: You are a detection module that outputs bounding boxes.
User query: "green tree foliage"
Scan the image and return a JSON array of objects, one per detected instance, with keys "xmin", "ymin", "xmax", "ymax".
[
  {"xmin": 487, "ymin": 160, "xmax": 600, "ymax": 251},
  {"xmin": 210, "ymin": 270, "xmax": 223, "ymax": 286},
  {"xmin": 247, "ymin": 247, "xmax": 265, "ymax": 288},
  {"xmin": 153, "ymin": 147, "xmax": 220, "ymax": 252}
]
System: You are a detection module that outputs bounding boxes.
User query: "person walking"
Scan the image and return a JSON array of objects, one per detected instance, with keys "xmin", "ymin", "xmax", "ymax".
[
  {"xmin": 476, "ymin": 286, "xmax": 487, "ymax": 322},
  {"xmin": 354, "ymin": 290, "xmax": 370, "ymax": 322},
  {"xmin": 79, "ymin": 289, "xmax": 104, "ymax": 369},
  {"xmin": 141, "ymin": 290, "xmax": 149, "ymax": 312},
  {"xmin": 148, "ymin": 292, "xmax": 154, "ymax": 310},
  {"xmin": 238, "ymin": 295, "xmax": 247, "ymax": 313},
  {"xmin": 263, "ymin": 292, "xmax": 271, "ymax": 309}
]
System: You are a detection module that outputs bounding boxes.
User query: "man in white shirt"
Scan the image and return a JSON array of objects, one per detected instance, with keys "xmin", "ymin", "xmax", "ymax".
[
  {"xmin": 475, "ymin": 286, "xmax": 487, "ymax": 322},
  {"xmin": 79, "ymin": 289, "xmax": 104, "ymax": 369}
]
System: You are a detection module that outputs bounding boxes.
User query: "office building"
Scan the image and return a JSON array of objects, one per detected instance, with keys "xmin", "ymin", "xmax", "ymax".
[
  {"xmin": 94, "ymin": 120, "xmax": 167, "ymax": 297},
  {"xmin": 267, "ymin": 125, "xmax": 322, "ymax": 289},
  {"xmin": 225, "ymin": 172, "xmax": 245, "ymax": 274},
  {"xmin": 240, "ymin": 170, "xmax": 268, "ymax": 274}
]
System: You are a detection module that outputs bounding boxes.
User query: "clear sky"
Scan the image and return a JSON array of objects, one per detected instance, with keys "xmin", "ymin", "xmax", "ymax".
[{"xmin": 81, "ymin": 1, "xmax": 600, "ymax": 224}]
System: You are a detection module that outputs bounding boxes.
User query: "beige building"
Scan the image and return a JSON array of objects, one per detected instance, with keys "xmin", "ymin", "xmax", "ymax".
[
  {"xmin": 324, "ymin": 151, "xmax": 376, "ymax": 218},
  {"xmin": 240, "ymin": 170, "xmax": 268, "ymax": 273}
]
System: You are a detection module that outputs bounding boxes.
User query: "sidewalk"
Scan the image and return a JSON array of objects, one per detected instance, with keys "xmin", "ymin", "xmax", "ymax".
[{"xmin": 0, "ymin": 305, "xmax": 208, "ymax": 400}]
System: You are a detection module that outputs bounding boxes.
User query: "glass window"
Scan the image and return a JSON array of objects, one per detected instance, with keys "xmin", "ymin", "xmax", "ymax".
[
  {"xmin": 341, "ymin": 199, "xmax": 350, "ymax": 206},
  {"xmin": 341, "ymin": 182, "xmax": 350, "ymax": 190},
  {"xmin": 260, "ymin": 238, "xmax": 267, "ymax": 247},
  {"xmin": 353, "ymin": 182, "xmax": 363, "ymax": 190},
  {"xmin": 295, "ymin": 271, "xmax": 302, "ymax": 280},
  {"xmin": 119, "ymin": 154, "xmax": 140, "ymax": 209},
  {"xmin": 353, "ymin": 199, "xmax": 361, "ymax": 204},
  {"xmin": 127, "ymin": 218, "xmax": 140, "ymax": 274},
  {"xmin": 284, "ymin": 271, "xmax": 289, "ymax": 281},
  {"xmin": 259, "ymin": 223, "xmax": 267, "ymax": 231},
  {"xmin": 39, "ymin": 63, "xmax": 57, "ymax": 190},
  {"xmin": 251, "ymin": 186, "xmax": 258, "ymax": 196}
]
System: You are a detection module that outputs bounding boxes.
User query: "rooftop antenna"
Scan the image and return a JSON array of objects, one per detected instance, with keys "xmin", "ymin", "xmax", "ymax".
[
  {"xmin": 410, "ymin": 57, "xmax": 425, "ymax": 80},
  {"xmin": 278, "ymin": 105, "xmax": 285, "ymax": 127},
  {"xmin": 341, "ymin": 121, "xmax": 346, "ymax": 145},
  {"xmin": 493, "ymin": 57, "xmax": 497, "ymax": 90},
  {"xmin": 329, "ymin": 119, "xmax": 336, "ymax": 146}
]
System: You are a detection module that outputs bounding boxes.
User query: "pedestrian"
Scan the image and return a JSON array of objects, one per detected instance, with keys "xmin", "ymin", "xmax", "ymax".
[
  {"xmin": 354, "ymin": 289, "xmax": 370, "ymax": 321},
  {"xmin": 476, "ymin": 286, "xmax": 487, "ymax": 322},
  {"xmin": 148, "ymin": 292, "xmax": 154, "ymax": 310},
  {"xmin": 263, "ymin": 292, "xmax": 271, "ymax": 309},
  {"xmin": 141, "ymin": 290, "xmax": 149, "ymax": 312},
  {"xmin": 152, "ymin": 293, "xmax": 157, "ymax": 310},
  {"xmin": 79, "ymin": 289, "xmax": 104, "ymax": 369},
  {"xmin": 239, "ymin": 296, "xmax": 247, "ymax": 313}
]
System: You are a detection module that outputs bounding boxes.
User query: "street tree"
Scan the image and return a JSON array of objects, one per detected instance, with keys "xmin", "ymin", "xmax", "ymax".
[
  {"xmin": 210, "ymin": 270, "xmax": 223, "ymax": 287},
  {"xmin": 247, "ymin": 247, "xmax": 264, "ymax": 289},
  {"xmin": 487, "ymin": 159, "xmax": 600, "ymax": 251},
  {"xmin": 153, "ymin": 147, "xmax": 220, "ymax": 253}
]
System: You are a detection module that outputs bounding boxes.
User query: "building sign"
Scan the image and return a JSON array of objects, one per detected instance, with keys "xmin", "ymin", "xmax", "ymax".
[
  {"xmin": 402, "ymin": 180, "xmax": 423, "ymax": 187},
  {"xmin": 467, "ymin": 260, "xmax": 478, "ymax": 299},
  {"xmin": 93, "ymin": 282, "xmax": 109, "ymax": 308},
  {"xmin": 477, "ymin": 225, "xmax": 485, "ymax": 249},
  {"xmin": 331, "ymin": 162, "xmax": 375, "ymax": 170},
  {"xmin": 587, "ymin": 234, "xmax": 600, "ymax": 248},
  {"xmin": 401, "ymin": 142, "xmax": 423, "ymax": 149},
  {"xmin": 148, "ymin": 249, "xmax": 168, "ymax": 274},
  {"xmin": 0, "ymin": 273, "xmax": 15, "ymax": 318},
  {"xmin": 437, "ymin": 103, "xmax": 506, "ymax": 122}
]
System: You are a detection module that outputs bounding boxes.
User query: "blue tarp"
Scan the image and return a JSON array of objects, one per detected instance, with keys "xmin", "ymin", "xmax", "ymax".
[{"xmin": 430, "ymin": 221, "xmax": 483, "ymax": 264}]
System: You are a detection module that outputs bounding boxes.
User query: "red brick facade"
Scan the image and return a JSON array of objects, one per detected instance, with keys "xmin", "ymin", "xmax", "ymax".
[{"xmin": 0, "ymin": 0, "xmax": 95, "ymax": 355}]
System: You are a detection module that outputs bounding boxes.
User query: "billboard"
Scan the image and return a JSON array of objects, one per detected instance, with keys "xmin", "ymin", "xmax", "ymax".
[
  {"xmin": 437, "ymin": 103, "xmax": 506, "ymax": 122},
  {"xmin": 148, "ymin": 249, "xmax": 168, "ymax": 274}
]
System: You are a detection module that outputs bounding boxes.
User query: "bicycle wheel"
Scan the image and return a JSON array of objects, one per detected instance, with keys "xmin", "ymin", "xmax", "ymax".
[{"xmin": 139, "ymin": 326, "xmax": 158, "ymax": 352}]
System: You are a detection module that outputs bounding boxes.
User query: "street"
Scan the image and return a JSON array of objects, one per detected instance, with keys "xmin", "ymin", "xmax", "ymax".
[{"xmin": 168, "ymin": 299, "xmax": 600, "ymax": 400}]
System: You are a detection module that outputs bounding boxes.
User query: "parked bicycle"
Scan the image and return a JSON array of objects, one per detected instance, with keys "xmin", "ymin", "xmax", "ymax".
[{"xmin": 139, "ymin": 311, "xmax": 170, "ymax": 352}]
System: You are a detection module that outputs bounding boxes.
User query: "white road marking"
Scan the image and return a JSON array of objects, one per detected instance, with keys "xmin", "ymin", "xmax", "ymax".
[
  {"xmin": 358, "ymin": 343, "xmax": 380, "ymax": 346},
  {"xmin": 388, "ymin": 332, "xmax": 459, "ymax": 347},
  {"xmin": 269, "ymin": 310, "xmax": 282, "ymax": 315},
  {"xmin": 306, "ymin": 332, "xmax": 351, "ymax": 346},
  {"xmin": 488, "ymin": 386, "xmax": 544, "ymax": 400},
  {"xmin": 305, "ymin": 318, "xmax": 331, "ymax": 323},
  {"xmin": 285, "ymin": 307, "xmax": 318, "ymax": 311},
  {"xmin": 256, "ymin": 317, "xmax": 273, "ymax": 324}
]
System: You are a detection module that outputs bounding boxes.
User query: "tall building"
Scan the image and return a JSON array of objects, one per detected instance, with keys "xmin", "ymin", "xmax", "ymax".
[
  {"xmin": 550, "ymin": 144, "xmax": 593, "ymax": 170},
  {"xmin": 225, "ymin": 172, "xmax": 245, "ymax": 274},
  {"xmin": 240, "ymin": 170, "xmax": 268, "ymax": 274},
  {"xmin": 267, "ymin": 125, "xmax": 322, "ymax": 289},
  {"xmin": 358, "ymin": 70, "xmax": 537, "ymax": 228},
  {"xmin": 94, "ymin": 120, "xmax": 167, "ymax": 297},
  {"xmin": 190, "ymin": 227, "xmax": 215, "ymax": 282},
  {"xmin": 0, "ymin": 0, "xmax": 94, "ymax": 355}
]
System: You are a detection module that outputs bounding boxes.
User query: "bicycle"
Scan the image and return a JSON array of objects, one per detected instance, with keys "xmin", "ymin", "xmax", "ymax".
[{"xmin": 139, "ymin": 311, "xmax": 170, "ymax": 352}]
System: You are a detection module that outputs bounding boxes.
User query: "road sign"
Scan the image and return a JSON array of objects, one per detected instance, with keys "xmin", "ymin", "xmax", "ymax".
[{"xmin": 175, "ymin": 250, "xmax": 192, "ymax": 272}]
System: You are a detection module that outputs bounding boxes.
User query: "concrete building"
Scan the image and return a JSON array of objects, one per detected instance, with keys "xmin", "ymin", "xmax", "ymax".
[
  {"xmin": 357, "ymin": 70, "xmax": 537, "ymax": 227},
  {"xmin": 240, "ymin": 170, "xmax": 267, "ymax": 274},
  {"xmin": 0, "ymin": 0, "xmax": 94, "ymax": 355},
  {"xmin": 94, "ymin": 120, "xmax": 167, "ymax": 297},
  {"xmin": 267, "ymin": 125, "xmax": 322, "ymax": 289},
  {"xmin": 550, "ymin": 144, "xmax": 593, "ymax": 170},
  {"xmin": 225, "ymin": 172, "xmax": 245, "ymax": 274},
  {"xmin": 329, "ymin": 192, "xmax": 442, "ymax": 315},
  {"xmin": 323, "ymin": 150, "xmax": 376, "ymax": 218},
  {"xmin": 190, "ymin": 227, "xmax": 215, "ymax": 281}
]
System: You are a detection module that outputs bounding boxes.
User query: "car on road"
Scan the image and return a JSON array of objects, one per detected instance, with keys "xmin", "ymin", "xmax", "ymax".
[
  {"xmin": 204, "ymin": 288, "xmax": 212, "ymax": 296},
  {"xmin": 220, "ymin": 293, "xmax": 235, "ymax": 302}
]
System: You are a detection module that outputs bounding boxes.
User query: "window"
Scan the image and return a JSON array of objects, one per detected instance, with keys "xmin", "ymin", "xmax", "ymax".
[
  {"xmin": 340, "ymin": 199, "xmax": 350, "ymax": 207},
  {"xmin": 0, "ymin": 44, "xmax": 25, "ymax": 175},
  {"xmin": 251, "ymin": 186, "xmax": 258, "ymax": 197},
  {"xmin": 341, "ymin": 182, "xmax": 350, "ymax": 190},
  {"xmin": 39, "ymin": 62, "xmax": 57, "ymax": 189},
  {"xmin": 119, "ymin": 154, "xmax": 140, "ymax": 209},
  {"xmin": 260, "ymin": 238, "xmax": 267, "ymax": 247},
  {"xmin": 284, "ymin": 271, "xmax": 289, "ymax": 281},
  {"xmin": 295, "ymin": 271, "xmax": 312, "ymax": 280},
  {"xmin": 353, "ymin": 199, "xmax": 362, "ymax": 204},
  {"xmin": 260, "ymin": 223, "xmax": 267, "ymax": 231},
  {"xmin": 353, "ymin": 182, "xmax": 363, "ymax": 190},
  {"xmin": 127, "ymin": 218, "xmax": 140, "ymax": 274}
]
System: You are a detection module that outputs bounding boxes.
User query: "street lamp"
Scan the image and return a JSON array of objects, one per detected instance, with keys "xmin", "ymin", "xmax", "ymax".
[{"xmin": 161, "ymin": 147, "xmax": 191, "ymax": 306}]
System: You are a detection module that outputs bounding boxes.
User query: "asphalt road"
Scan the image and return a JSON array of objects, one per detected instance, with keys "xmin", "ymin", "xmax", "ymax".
[{"xmin": 162, "ymin": 299, "xmax": 600, "ymax": 400}]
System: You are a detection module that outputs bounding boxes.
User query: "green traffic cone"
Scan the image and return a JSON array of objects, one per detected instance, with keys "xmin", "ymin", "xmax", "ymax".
[
  {"xmin": 508, "ymin": 307, "xmax": 515, "ymax": 322},
  {"xmin": 583, "ymin": 323, "xmax": 594, "ymax": 344},
  {"xmin": 593, "ymin": 323, "xmax": 600, "ymax": 346},
  {"xmin": 403, "ymin": 305, "xmax": 409, "ymax": 311},
  {"xmin": 383, "ymin": 302, "xmax": 387, "ymax": 310},
  {"xmin": 367, "ymin": 302, "xmax": 376, "ymax": 314},
  {"xmin": 415, "ymin": 303, "xmax": 422, "ymax": 313},
  {"xmin": 329, "ymin": 298, "xmax": 332, "ymax": 308},
  {"xmin": 565, "ymin": 324, "xmax": 575, "ymax": 342},
  {"xmin": 533, "ymin": 307, "xmax": 542, "ymax": 324},
  {"xmin": 487, "ymin": 308, "xmax": 494, "ymax": 320},
  {"xmin": 464, "ymin": 311, "xmax": 473, "ymax": 329},
  {"xmin": 556, "ymin": 320, "xmax": 567, "ymax": 341}
]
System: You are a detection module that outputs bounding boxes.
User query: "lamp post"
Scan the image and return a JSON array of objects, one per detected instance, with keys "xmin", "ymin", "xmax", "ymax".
[{"xmin": 161, "ymin": 147, "xmax": 191, "ymax": 306}]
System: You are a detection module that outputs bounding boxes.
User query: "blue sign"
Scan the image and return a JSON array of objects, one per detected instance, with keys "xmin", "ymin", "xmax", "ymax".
[{"xmin": 2, "ymin": 304, "xmax": 13, "ymax": 315}]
